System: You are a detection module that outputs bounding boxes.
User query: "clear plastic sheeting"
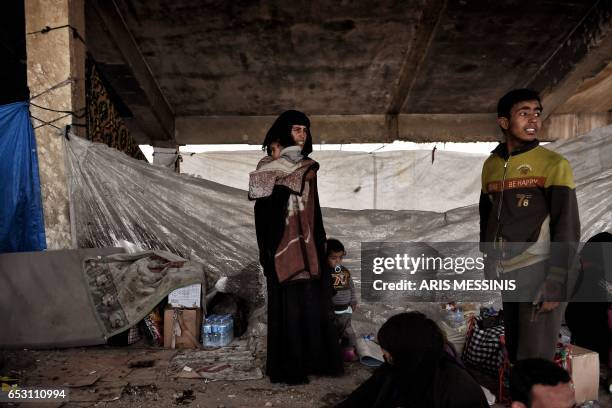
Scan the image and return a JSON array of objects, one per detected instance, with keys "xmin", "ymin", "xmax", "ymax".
[
  {"xmin": 181, "ymin": 149, "xmax": 487, "ymax": 212},
  {"xmin": 152, "ymin": 146, "xmax": 179, "ymax": 168},
  {"xmin": 67, "ymin": 125, "xmax": 612, "ymax": 273},
  {"xmin": 66, "ymin": 135, "xmax": 259, "ymax": 288},
  {"xmin": 66, "ymin": 136, "xmax": 482, "ymax": 279},
  {"xmin": 65, "ymin": 126, "xmax": 612, "ymax": 332},
  {"xmin": 549, "ymin": 125, "xmax": 612, "ymax": 240}
]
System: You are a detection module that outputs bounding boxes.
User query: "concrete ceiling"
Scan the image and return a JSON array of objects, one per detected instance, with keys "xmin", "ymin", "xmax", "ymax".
[{"xmin": 86, "ymin": 0, "xmax": 612, "ymax": 145}]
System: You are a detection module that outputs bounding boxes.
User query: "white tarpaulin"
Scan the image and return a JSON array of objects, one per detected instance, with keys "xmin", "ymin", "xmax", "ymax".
[
  {"xmin": 181, "ymin": 149, "xmax": 487, "ymax": 212},
  {"xmin": 65, "ymin": 126, "xmax": 612, "ymax": 326}
]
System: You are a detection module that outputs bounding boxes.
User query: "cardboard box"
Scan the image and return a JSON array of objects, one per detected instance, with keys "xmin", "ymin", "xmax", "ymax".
[
  {"xmin": 163, "ymin": 307, "xmax": 202, "ymax": 349},
  {"xmin": 571, "ymin": 345, "xmax": 599, "ymax": 404},
  {"xmin": 168, "ymin": 284, "xmax": 201, "ymax": 308}
]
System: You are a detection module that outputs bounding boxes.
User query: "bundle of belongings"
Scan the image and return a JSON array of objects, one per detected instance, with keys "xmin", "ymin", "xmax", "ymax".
[
  {"xmin": 0, "ymin": 249, "xmax": 208, "ymax": 348},
  {"xmin": 0, "ymin": 247, "xmax": 250, "ymax": 350},
  {"xmin": 0, "ymin": 247, "xmax": 262, "ymax": 383},
  {"xmin": 462, "ymin": 308, "xmax": 505, "ymax": 375},
  {"xmin": 99, "ymin": 258, "xmax": 249, "ymax": 351}
]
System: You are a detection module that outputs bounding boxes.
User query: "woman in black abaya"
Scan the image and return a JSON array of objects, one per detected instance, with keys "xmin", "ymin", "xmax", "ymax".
[
  {"xmin": 249, "ymin": 110, "xmax": 343, "ymax": 384},
  {"xmin": 336, "ymin": 312, "xmax": 488, "ymax": 408}
]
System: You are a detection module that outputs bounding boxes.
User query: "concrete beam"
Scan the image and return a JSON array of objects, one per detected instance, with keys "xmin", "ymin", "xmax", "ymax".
[
  {"xmin": 397, "ymin": 114, "xmax": 499, "ymax": 142},
  {"xmin": 385, "ymin": 0, "xmax": 446, "ymax": 140},
  {"xmin": 398, "ymin": 113, "xmax": 612, "ymax": 142},
  {"xmin": 386, "ymin": 0, "xmax": 447, "ymax": 115},
  {"xmin": 176, "ymin": 112, "xmax": 610, "ymax": 144},
  {"xmin": 526, "ymin": 0, "xmax": 612, "ymax": 119},
  {"xmin": 176, "ymin": 115, "xmax": 388, "ymax": 145},
  {"xmin": 540, "ymin": 112, "xmax": 612, "ymax": 140},
  {"xmin": 91, "ymin": 0, "xmax": 175, "ymax": 143},
  {"xmin": 176, "ymin": 113, "xmax": 505, "ymax": 144},
  {"xmin": 555, "ymin": 61, "xmax": 612, "ymax": 114}
]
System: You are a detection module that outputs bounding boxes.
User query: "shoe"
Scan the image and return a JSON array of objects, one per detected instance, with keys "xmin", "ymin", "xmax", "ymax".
[{"xmin": 343, "ymin": 347, "xmax": 358, "ymax": 362}]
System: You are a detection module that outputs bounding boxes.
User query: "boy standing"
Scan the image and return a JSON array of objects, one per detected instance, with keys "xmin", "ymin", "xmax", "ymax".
[
  {"xmin": 479, "ymin": 89, "xmax": 580, "ymax": 362},
  {"xmin": 327, "ymin": 239, "xmax": 358, "ymax": 361}
]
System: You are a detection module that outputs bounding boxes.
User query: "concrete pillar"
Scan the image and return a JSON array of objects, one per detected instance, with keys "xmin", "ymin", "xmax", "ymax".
[{"xmin": 25, "ymin": 0, "xmax": 85, "ymax": 249}]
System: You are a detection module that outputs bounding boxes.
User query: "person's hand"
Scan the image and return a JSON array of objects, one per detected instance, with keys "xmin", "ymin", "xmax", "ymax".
[
  {"xmin": 351, "ymin": 303, "xmax": 357, "ymax": 312},
  {"xmin": 537, "ymin": 301, "xmax": 560, "ymax": 314},
  {"xmin": 532, "ymin": 279, "xmax": 562, "ymax": 314},
  {"xmin": 304, "ymin": 169, "xmax": 316, "ymax": 181},
  {"xmin": 538, "ymin": 279, "xmax": 564, "ymax": 302}
]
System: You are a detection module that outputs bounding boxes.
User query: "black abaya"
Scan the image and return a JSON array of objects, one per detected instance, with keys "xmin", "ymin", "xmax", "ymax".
[{"xmin": 254, "ymin": 183, "xmax": 343, "ymax": 384}]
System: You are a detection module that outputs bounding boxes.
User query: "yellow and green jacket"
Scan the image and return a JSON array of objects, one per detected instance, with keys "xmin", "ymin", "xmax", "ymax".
[{"xmin": 479, "ymin": 140, "xmax": 580, "ymax": 283}]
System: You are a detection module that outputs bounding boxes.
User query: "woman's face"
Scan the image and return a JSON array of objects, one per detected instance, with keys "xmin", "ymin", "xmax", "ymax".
[{"xmin": 291, "ymin": 125, "xmax": 307, "ymax": 148}]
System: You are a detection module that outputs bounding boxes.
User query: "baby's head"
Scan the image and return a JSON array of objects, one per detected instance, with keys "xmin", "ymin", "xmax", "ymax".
[
  {"xmin": 326, "ymin": 238, "xmax": 346, "ymax": 269},
  {"xmin": 270, "ymin": 141, "xmax": 282, "ymax": 159}
]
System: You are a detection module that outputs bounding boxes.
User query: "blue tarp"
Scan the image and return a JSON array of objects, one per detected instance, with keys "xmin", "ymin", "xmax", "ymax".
[{"xmin": 0, "ymin": 101, "xmax": 46, "ymax": 252}]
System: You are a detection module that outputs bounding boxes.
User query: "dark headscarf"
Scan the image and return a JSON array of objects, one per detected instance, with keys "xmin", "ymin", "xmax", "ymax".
[
  {"xmin": 377, "ymin": 312, "xmax": 445, "ymax": 407},
  {"xmin": 262, "ymin": 110, "xmax": 313, "ymax": 156}
]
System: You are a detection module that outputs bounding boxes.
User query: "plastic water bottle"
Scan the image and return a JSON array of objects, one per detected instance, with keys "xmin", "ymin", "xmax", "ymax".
[
  {"xmin": 202, "ymin": 314, "xmax": 235, "ymax": 347},
  {"xmin": 211, "ymin": 316, "xmax": 220, "ymax": 347},
  {"xmin": 202, "ymin": 321, "xmax": 211, "ymax": 347},
  {"xmin": 217, "ymin": 314, "xmax": 234, "ymax": 346},
  {"xmin": 453, "ymin": 310, "xmax": 465, "ymax": 327},
  {"xmin": 363, "ymin": 334, "xmax": 376, "ymax": 341},
  {"xmin": 202, "ymin": 314, "xmax": 218, "ymax": 347},
  {"xmin": 225, "ymin": 315, "xmax": 234, "ymax": 345},
  {"xmin": 444, "ymin": 310, "xmax": 464, "ymax": 328},
  {"xmin": 202, "ymin": 316, "xmax": 211, "ymax": 347}
]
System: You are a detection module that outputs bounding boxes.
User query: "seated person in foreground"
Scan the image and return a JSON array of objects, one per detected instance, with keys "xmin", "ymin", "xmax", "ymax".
[
  {"xmin": 336, "ymin": 311, "xmax": 488, "ymax": 408},
  {"xmin": 510, "ymin": 358, "xmax": 576, "ymax": 408}
]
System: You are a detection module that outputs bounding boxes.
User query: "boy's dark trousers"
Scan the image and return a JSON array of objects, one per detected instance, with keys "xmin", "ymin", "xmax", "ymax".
[
  {"xmin": 334, "ymin": 313, "xmax": 357, "ymax": 348},
  {"xmin": 501, "ymin": 260, "xmax": 566, "ymax": 362},
  {"xmin": 503, "ymin": 301, "xmax": 566, "ymax": 362}
]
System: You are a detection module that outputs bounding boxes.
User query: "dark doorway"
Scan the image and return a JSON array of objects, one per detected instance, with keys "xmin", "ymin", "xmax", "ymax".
[{"xmin": 1, "ymin": 0, "xmax": 28, "ymax": 105}]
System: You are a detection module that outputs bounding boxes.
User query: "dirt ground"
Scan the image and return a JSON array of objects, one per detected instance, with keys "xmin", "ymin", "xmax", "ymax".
[
  {"xmin": 0, "ymin": 345, "xmax": 373, "ymax": 408},
  {"xmin": 2, "ymin": 346, "xmax": 609, "ymax": 407}
]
